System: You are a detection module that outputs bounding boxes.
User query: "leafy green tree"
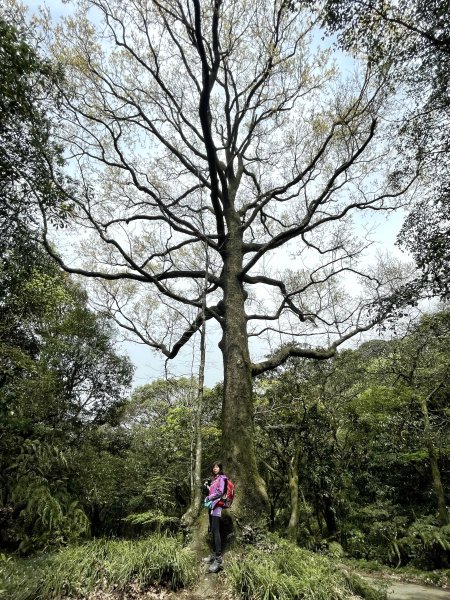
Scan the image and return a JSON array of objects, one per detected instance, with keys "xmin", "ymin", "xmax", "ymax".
[
  {"xmin": 374, "ymin": 312, "xmax": 450, "ymax": 526},
  {"xmin": 320, "ymin": 0, "xmax": 450, "ymax": 299},
  {"xmin": 255, "ymin": 357, "xmax": 353, "ymax": 544},
  {"xmin": 0, "ymin": 14, "xmax": 70, "ymax": 249},
  {"xmin": 325, "ymin": 313, "xmax": 450, "ymax": 564},
  {"xmin": 0, "ymin": 248, "xmax": 133, "ymax": 552},
  {"xmin": 108, "ymin": 378, "xmax": 221, "ymax": 534},
  {"xmin": 254, "ymin": 320, "xmax": 449, "ymax": 564},
  {"xmin": 0, "ymin": 13, "xmax": 134, "ymax": 552}
]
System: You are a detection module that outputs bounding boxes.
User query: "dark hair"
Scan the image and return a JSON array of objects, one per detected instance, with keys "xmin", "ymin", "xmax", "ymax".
[{"xmin": 212, "ymin": 461, "xmax": 223, "ymax": 474}]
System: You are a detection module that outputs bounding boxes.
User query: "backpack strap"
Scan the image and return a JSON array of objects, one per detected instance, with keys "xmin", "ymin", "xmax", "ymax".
[{"xmin": 222, "ymin": 477, "xmax": 228, "ymax": 498}]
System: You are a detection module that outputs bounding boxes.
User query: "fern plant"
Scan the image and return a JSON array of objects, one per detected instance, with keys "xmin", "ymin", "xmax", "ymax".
[
  {"xmin": 123, "ymin": 473, "xmax": 180, "ymax": 533},
  {"xmin": 123, "ymin": 510, "xmax": 178, "ymax": 532},
  {"xmin": 396, "ymin": 516, "xmax": 450, "ymax": 568},
  {"xmin": 9, "ymin": 439, "xmax": 89, "ymax": 553}
]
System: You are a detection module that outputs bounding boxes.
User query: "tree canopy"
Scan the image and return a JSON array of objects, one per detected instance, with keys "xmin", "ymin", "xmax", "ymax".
[
  {"xmin": 0, "ymin": 14, "xmax": 70, "ymax": 250},
  {"xmin": 320, "ymin": 0, "xmax": 450, "ymax": 299},
  {"xmin": 0, "ymin": 12, "xmax": 134, "ymax": 553},
  {"xmin": 29, "ymin": 0, "xmax": 421, "ymax": 524}
]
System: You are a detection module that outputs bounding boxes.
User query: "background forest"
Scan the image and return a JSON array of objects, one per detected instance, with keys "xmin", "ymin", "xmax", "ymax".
[
  {"xmin": 1, "ymin": 0, "xmax": 450, "ymax": 599},
  {"xmin": 2, "ymin": 293, "xmax": 450, "ymax": 566}
]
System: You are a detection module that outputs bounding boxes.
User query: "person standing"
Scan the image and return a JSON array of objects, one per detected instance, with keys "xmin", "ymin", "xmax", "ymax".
[{"xmin": 203, "ymin": 461, "xmax": 226, "ymax": 573}]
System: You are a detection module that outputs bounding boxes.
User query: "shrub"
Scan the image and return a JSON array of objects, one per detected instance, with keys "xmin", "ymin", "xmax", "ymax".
[
  {"xmin": 0, "ymin": 535, "xmax": 197, "ymax": 600},
  {"xmin": 396, "ymin": 518, "xmax": 450, "ymax": 569},
  {"xmin": 226, "ymin": 536, "xmax": 387, "ymax": 600},
  {"xmin": 327, "ymin": 542, "xmax": 345, "ymax": 559}
]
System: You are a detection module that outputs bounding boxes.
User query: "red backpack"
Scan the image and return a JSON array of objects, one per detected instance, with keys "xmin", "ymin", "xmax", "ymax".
[{"xmin": 218, "ymin": 477, "xmax": 235, "ymax": 508}]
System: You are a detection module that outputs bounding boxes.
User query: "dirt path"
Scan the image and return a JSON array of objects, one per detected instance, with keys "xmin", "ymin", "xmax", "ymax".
[
  {"xmin": 365, "ymin": 576, "xmax": 450, "ymax": 600},
  {"xmin": 384, "ymin": 580, "xmax": 450, "ymax": 599},
  {"xmin": 166, "ymin": 573, "xmax": 450, "ymax": 600},
  {"xmin": 387, "ymin": 580, "xmax": 450, "ymax": 599},
  {"xmin": 166, "ymin": 571, "xmax": 226, "ymax": 600}
]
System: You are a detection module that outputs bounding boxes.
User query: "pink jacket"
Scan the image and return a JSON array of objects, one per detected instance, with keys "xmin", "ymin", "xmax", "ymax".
[{"xmin": 206, "ymin": 474, "xmax": 226, "ymax": 517}]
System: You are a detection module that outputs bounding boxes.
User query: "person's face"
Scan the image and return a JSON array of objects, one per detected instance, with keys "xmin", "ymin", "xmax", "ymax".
[{"xmin": 213, "ymin": 464, "xmax": 220, "ymax": 475}]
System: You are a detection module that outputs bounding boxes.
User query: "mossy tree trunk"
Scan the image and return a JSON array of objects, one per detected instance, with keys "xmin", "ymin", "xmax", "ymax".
[
  {"xmin": 220, "ymin": 209, "xmax": 269, "ymax": 527},
  {"xmin": 419, "ymin": 388, "xmax": 448, "ymax": 526},
  {"xmin": 286, "ymin": 448, "xmax": 300, "ymax": 542}
]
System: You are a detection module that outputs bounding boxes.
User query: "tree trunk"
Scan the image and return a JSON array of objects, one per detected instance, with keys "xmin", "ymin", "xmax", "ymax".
[
  {"xmin": 322, "ymin": 494, "xmax": 337, "ymax": 536},
  {"xmin": 181, "ymin": 317, "xmax": 206, "ymax": 527},
  {"xmin": 220, "ymin": 213, "xmax": 269, "ymax": 528},
  {"xmin": 419, "ymin": 392, "xmax": 448, "ymax": 526},
  {"xmin": 182, "ymin": 246, "xmax": 209, "ymax": 528},
  {"xmin": 269, "ymin": 501, "xmax": 276, "ymax": 532},
  {"xmin": 286, "ymin": 448, "xmax": 300, "ymax": 542}
]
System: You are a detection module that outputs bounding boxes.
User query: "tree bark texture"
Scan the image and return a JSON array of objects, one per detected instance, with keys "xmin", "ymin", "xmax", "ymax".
[
  {"xmin": 419, "ymin": 394, "xmax": 448, "ymax": 526},
  {"xmin": 286, "ymin": 449, "xmax": 300, "ymax": 541},
  {"xmin": 181, "ymin": 315, "xmax": 206, "ymax": 527},
  {"xmin": 220, "ymin": 215, "xmax": 269, "ymax": 525}
]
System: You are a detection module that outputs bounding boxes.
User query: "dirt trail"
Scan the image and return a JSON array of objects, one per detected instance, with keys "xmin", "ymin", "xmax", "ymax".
[
  {"xmin": 165, "ymin": 572, "xmax": 450, "ymax": 600},
  {"xmin": 385, "ymin": 580, "xmax": 450, "ymax": 599},
  {"xmin": 166, "ymin": 571, "xmax": 226, "ymax": 600},
  {"xmin": 365, "ymin": 576, "xmax": 450, "ymax": 600}
]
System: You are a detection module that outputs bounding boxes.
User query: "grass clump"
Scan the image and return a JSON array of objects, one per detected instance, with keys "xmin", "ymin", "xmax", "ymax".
[
  {"xmin": 0, "ymin": 553, "xmax": 48, "ymax": 600},
  {"xmin": 227, "ymin": 555, "xmax": 300, "ymax": 600},
  {"xmin": 41, "ymin": 534, "xmax": 197, "ymax": 598},
  {"xmin": 0, "ymin": 534, "xmax": 197, "ymax": 600},
  {"xmin": 226, "ymin": 536, "xmax": 387, "ymax": 600}
]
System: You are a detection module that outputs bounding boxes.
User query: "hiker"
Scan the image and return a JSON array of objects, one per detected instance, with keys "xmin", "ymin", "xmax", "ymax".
[{"xmin": 203, "ymin": 461, "xmax": 226, "ymax": 573}]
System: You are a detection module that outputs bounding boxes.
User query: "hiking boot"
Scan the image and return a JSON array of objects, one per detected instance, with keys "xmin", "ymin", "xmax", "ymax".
[
  {"xmin": 202, "ymin": 554, "xmax": 215, "ymax": 564},
  {"xmin": 208, "ymin": 555, "xmax": 223, "ymax": 573}
]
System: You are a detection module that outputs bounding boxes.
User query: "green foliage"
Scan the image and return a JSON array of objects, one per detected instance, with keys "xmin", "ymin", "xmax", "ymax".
[
  {"xmin": 39, "ymin": 535, "xmax": 197, "ymax": 598},
  {"xmin": 342, "ymin": 507, "xmax": 450, "ymax": 568},
  {"xmin": 320, "ymin": 0, "xmax": 450, "ymax": 300},
  {"xmin": 122, "ymin": 510, "xmax": 178, "ymax": 532},
  {"xmin": 111, "ymin": 378, "xmax": 221, "ymax": 536},
  {"xmin": 226, "ymin": 537, "xmax": 387, "ymax": 600},
  {"xmin": 396, "ymin": 517, "xmax": 450, "ymax": 569},
  {"xmin": 121, "ymin": 473, "xmax": 181, "ymax": 533},
  {"xmin": 0, "ymin": 20, "xmax": 133, "ymax": 556},
  {"xmin": 0, "ymin": 553, "xmax": 49, "ymax": 600},
  {"xmin": 0, "ymin": 244, "xmax": 133, "ymax": 551},
  {"xmin": 0, "ymin": 14, "xmax": 71, "ymax": 244},
  {"xmin": 0, "ymin": 535, "xmax": 196, "ymax": 600},
  {"xmin": 255, "ymin": 358, "xmax": 344, "ymax": 536},
  {"xmin": 141, "ymin": 474, "xmax": 177, "ymax": 513},
  {"xmin": 6, "ymin": 439, "xmax": 90, "ymax": 554},
  {"xmin": 327, "ymin": 541, "xmax": 345, "ymax": 559},
  {"xmin": 251, "ymin": 310, "xmax": 450, "ymax": 571}
]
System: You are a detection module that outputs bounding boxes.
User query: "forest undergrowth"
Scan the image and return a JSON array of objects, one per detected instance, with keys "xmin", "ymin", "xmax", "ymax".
[{"xmin": 0, "ymin": 533, "xmax": 390, "ymax": 600}]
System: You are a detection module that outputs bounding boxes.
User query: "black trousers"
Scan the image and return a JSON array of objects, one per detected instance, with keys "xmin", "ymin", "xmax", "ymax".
[{"xmin": 211, "ymin": 515, "xmax": 221, "ymax": 556}]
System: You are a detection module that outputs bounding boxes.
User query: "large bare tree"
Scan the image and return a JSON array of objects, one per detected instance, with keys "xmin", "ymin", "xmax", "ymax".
[{"xmin": 38, "ymin": 0, "xmax": 416, "ymax": 525}]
